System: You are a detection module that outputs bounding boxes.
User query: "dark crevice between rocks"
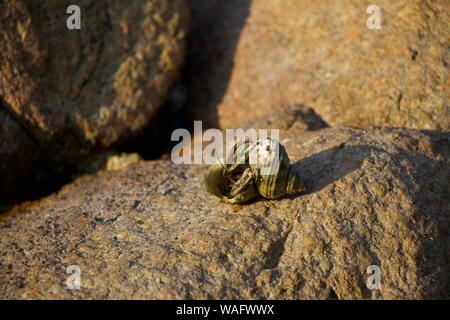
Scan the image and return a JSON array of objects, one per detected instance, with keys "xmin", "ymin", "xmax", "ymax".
[
  {"xmin": 0, "ymin": 99, "xmax": 70, "ymax": 213},
  {"xmin": 98, "ymin": 0, "xmax": 253, "ymax": 159},
  {"xmin": 0, "ymin": 158, "xmax": 79, "ymax": 215},
  {"xmin": 1, "ymin": 0, "xmax": 252, "ymax": 212},
  {"xmin": 0, "ymin": 97, "xmax": 39, "ymax": 149},
  {"xmin": 182, "ymin": 0, "xmax": 252, "ymax": 130},
  {"xmin": 115, "ymin": 84, "xmax": 188, "ymax": 160},
  {"xmin": 0, "ymin": 83, "xmax": 189, "ymax": 213},
  {"xmin": 327, "ymin": 288, "xmax": 339, "ymax": 300}
]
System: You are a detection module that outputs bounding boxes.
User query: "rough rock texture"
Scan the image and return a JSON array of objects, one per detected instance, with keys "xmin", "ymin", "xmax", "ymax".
[
  {"xmin": 1, "ymin": 127, "xmax": 448, "ymax": 299},
  {"xmin": 185, "ymin": 0, "xmax": 449, "ymax": 130},
  {"xmin": 0, "ymin": 0, "xmax": 189, "ymax": 163}
]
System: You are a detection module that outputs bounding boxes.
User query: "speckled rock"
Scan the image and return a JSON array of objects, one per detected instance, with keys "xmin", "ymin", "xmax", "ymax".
[
  {"xmin": 0, "ymin": 0, "xmax": 189, "ymax": 162},
  {"xmin": 185, "ymin": 0, "xmax": 449, "ymax": 130},
  {"xmin": 1, "ymin": 127, "xmax": 448, "ymax": 299}
]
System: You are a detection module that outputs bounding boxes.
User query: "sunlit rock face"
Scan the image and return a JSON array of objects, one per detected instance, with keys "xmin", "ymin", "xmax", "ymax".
[{"xmin": 1, "ymin": 127, "xmax": 448, "ymax": 299}]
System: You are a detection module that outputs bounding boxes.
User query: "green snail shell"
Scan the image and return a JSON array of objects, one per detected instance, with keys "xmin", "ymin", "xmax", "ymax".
[
  {"xmin": 249, "ymin": 138, "xmax": 304, "ymax": 199},
  {"xmin": 204, "ymin": 138, "xmax": 305, "ymax": 204}
]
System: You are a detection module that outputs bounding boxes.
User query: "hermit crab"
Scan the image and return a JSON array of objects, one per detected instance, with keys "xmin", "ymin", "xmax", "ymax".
[{"xmin": 204, "ymin": 138, "xmax": 305, "ymax": 204}]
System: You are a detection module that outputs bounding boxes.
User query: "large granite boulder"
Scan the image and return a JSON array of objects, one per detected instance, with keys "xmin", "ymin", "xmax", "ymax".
[
  {"xmin": 185, "ymin": 0, "xmax": 449, "ymax": 130},
  {"xmin": 0, "ymin": 0, "xmax": 189, "ymax": 203},
  {"xmin": 1, "ymin": 126, "xmax": 448, "ymax": 299}
]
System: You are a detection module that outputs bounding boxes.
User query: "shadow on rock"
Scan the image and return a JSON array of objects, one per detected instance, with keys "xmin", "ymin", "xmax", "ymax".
[
  {"xmin": 183, "ymin": 0, "xmax": 252, "ymax": 129},
  {"xmin": 293, "ymin": 144, "xmax": 383, "ymax": 195},
  {"xmin": 291, "ymin": 130, "xmax": 450, "ymax": 298}
]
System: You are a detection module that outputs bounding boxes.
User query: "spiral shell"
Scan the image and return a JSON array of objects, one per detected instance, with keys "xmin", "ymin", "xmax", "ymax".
[{"xmin": 204, "ymin": 138, "xmax": 305, "ymax": 204}]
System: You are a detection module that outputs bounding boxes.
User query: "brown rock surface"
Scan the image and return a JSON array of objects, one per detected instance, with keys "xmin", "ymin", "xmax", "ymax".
[
  {"xmin": 185, "ymin": 0, "xmax": 449, "ymax": 130},
  {"xmin": 0, "ymin": 0, "xmax": 189, "ymax": 162},
  {"xmin": 1, "ymin": 126, "xmax": 448, "ymax": 299}
]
